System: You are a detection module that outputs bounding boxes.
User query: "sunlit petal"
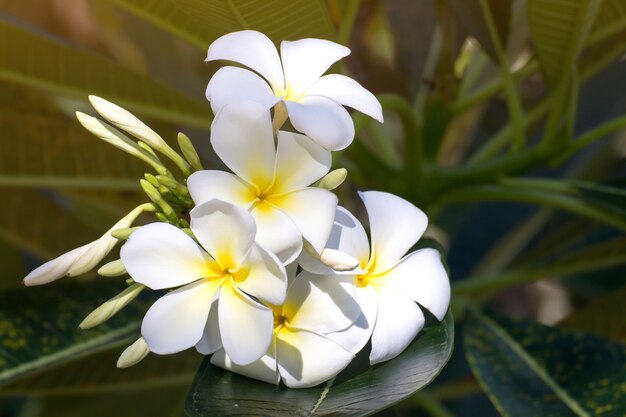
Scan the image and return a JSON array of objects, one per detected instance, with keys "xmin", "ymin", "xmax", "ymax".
[
  {"xmin": 250, "ymin": 203, "xmax": 303, "ymax": 264},
  {"xmin": 306, "ymin": 74, "xmax": 383, "ymax": 122},
  {"xmin": 375, "ymin": 249, "xmax": 450, "ymax": 321},
  {"xmin": 369, "ymin": 286, "xmax": 424, "ymax": 365},
  {"xmin": 283, "ymin": 271, "xmax": 360, "ymax": 334},
  {"xmin": 206, "ymin": 66, "xmax": 279, "ymax": 114},
  {"xmin": 218, "ymin": 283, "xmax": 273, "ymax": 365},
  {"xmin": 280, "ymin": 38, "xmax": 350, "ymax": 96},
  {"xmin": 285, "ymin": 96, "xmax": 354, "ymax": 151},
  {"xmin": 206, "ymin": 30, "xmax": 285, "ymax": 91},
  {"xmin": 359, "ymin": 191, "xmax": 428, "ymax": 274},
  {"xmin": 141, "ymin": 279, "xmax": 221, "ymax": 354},
  {"xmin": 190, "ymin": 200, "xmax": 256, "ymax": 270},
  {"xmin": 121, "ymin": 223, "xmax": 212, "ymax": 290},
  {"xmin": 277, "ymin": 327, "xmax": 353, "ymax": 388},
  {"xmin": 272, "ymin": 188, "xmax": 337, "ymax": 254},
  {"xmin": 211, "ymin": 101, "xmax": 276, "ymax": 190},
  {"xmin": 273, "ymin": 130, "xmax": 331, "ymax": 193},
  {"xmin": 235, "ymin": 244, "xmax": 287, "ymax": 306},
  {"xmin": 187, "ymin": 170, "xmax": 257, "ymax": 208}
]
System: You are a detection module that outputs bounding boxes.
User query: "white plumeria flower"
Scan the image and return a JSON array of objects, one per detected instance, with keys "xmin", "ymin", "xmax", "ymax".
[
  {"xmin": 211, "ymin": 269, "xmax": 363, "ymax": 388},
  {"xmin": 300, "ymin": 191, "xmax": 451, "ymax": 365},
  {"xmin": 23, "ymin": 203, "xmax": 151, "ymax": 286},
  {"xmin": 188, "ymin": 101, "xmax": 338, "ymax": 264},
  {"xmin": 120, "ymin": 199, "xmax": 287, "ymax": 365},
  {"xmin": 205, "ymin": 30, "xmax": 383, "ymax": 151}
]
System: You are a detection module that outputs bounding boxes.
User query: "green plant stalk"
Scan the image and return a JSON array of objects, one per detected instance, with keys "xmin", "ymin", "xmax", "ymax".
[
  {"xmin": 558, "ymin": 113, "xmax": 626, "ymax": 162},
  {"xmin": 378, "ymin": 94, "xmax": 424, "ymax": 200},
  {"xmin": 410, "ymin": 392, "xmax": 456, "ymax": 417},
  {"xmin": 478, "ymin": 0, "xmax": 525, "ymax": 150}
]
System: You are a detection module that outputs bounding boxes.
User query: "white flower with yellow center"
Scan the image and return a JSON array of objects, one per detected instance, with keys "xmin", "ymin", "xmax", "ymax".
[
  {"xmin": 211, "ymin": 268, "xmax": 363, "ymax": 388},
  {"xmin": 300, "ymin": 191, "xmax": 451, "ymax": 364},
  {"xmin": 120, "ymin": 199, "xmax": 287, "ymax": 365},
  {"xmin": 205, "ymin": 30, "xmax": 383, "ymax": 150},
  {"xmin": 188, "ymin": 101, "xmax": 338, "ymax": 264}
]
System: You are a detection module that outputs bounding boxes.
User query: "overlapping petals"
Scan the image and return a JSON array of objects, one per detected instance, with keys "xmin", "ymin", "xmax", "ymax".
[
  {"xmin": 120, "ymin": 199, "xmax": 287, "ymax": 364},
  {"xmin": 188, "ymin": 101, "xmax": 338, "ymax": 264},
  {"xmin": 211, "ymin": 271, "xmax": 362, "ymax": 387},
  {"xmin": 301, "ymin": 191, "xmax": 451, "ymax": 365},
  {"xmin": 205, "ymin": 30, "xmax": 383, "ymax": 150}
]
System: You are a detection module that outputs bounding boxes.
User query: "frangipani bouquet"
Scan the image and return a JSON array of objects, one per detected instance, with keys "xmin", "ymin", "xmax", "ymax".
[{"xmin": 23, "ymin": 31, "xmax": 451, "ymax": 389}]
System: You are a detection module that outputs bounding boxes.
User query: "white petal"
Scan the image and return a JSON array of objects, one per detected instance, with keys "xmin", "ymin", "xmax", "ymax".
[
  {"xmin": 273, "ymin": 130, "xmax": 331, "ymax": 193},
  {"xmin": 375, "ymin": 249, "xmax": 450, "ymax": 321},
  {"xmin": 206, "ymin": 30, "xmax": 285, "ymax": 91},
  {"xmin": 211, "ymin": 342, "xmax": 280, "ymax": 385},
  {"xmin": 271, "ymin": 188, "xmax": 338, "ymax": 254},
  {"xmin": 211, "ymin": 101, "xmax": 276, "ymax": 190},
  {"xmin": 250, "ymin": 203, "xmax": 303, "ymax": 264},
  {"xmin": 219, "ymin": 283, "xmax": 273, "ymax": 365},
  {"xmin": 187, "ymin": 170, "xmax": 257, "ymax": 207},
  {"xmin": 325, "ymin": 284, "xmax": 377, "ymax": 355},
  {"xmin": 284, "ymin": 271, "xmax": 361, "ymax": 334},
  {"xmin": 236, "ymin": 244, "xmax": 287, "ymax": 306},
  {"xmin": 359, "ymin": 191, "xmax": 428, "ymax": 274},
  {"xmin": 277, "ymin": 328, "xmax": 353, "ymax": 388},
  {"xmin": 141, "ymin": 279, "xmax": 221, "ymax": 354},
  {"xmin": 196, "ymin": 300, "xmax": 221, "ymax": 355},
  {"xmin": 23, "ymin": 244, "xmax": 90, "ymax": 286},
  {"xmin": 298, "ymin": 206, "xmax": 370, "ymax": 275},
  {"xmin": 285, "ymin": 96, "xmax": 354, "ymax": 151},
  {"xmin": 306, "ymin": 74, "xmax": 383, "ymax": 122},
  {"xmin": 369, "ymin": 287, "xmax": 424, "ymax": 365},
  {"xmin": 206, "ymin": 66, "xmax": 279, "ymax": 114},
  {"xmin": 190, "ymin": 200, "xmax": 256, "ymax": 270},
  {"xmin": 280, "ymin": 38, "xmax": 350, "ymax": 97},
  {"xmin": 120, "ymin": 223, "xmax": 212, "ymax": 290}
]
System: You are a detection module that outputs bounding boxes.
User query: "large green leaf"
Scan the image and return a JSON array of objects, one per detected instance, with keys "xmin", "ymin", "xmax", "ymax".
[
  {"xmin": 106, "ymin": 0, "xmax": 336, "ymax": 49},
  {"xmin": 560, "ymin": 286, "xmax": 626, "ymax": 344},
  {"xmin": 186, "ymin": 313, "xmax": 453, "ymax": 417},
  {"xmin": 0, "ymin": 280, "xmax": 155, "ymax": 386},
  {"xmin": 0, "ymin": 15, "xmax": 211, "ymax": 128},
  {"xmin": 1, "ymin": 347, "xmax": 200, "ymax": 395},
  {"xmin": 0, "ymin": 84, "xmax": 145, "ymax": 190},
  {"xmin": 465, "ymin": 310, "xmax": 626, "ymax": 417},
  {"xmin": 528, "ymin": 0, "xmax": 602, "ymax": 87}
]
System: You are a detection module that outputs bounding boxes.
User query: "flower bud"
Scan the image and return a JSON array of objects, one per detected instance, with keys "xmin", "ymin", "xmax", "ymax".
[
  {"xmin": 67, "ymin": 204, "xmax": 151, "ymax": 277},
  {"xmin": 79, "ymin": 283, "xmax": 145, "ymax": 329},
  {"xmin": 98, "ymin": 259, "xmax": 127, "ymax": 277},
  {"xmin": 117, "ymin": 337, "xmax": 150, "ymax": 368},
  {"xmin": 314, "ymin": 168, "xmax": 347, "ymax": 191},
  {"xmin": 177, "ymin": 132, "xmax": 203, "ymax": 172},
  {"xmin": 23, "ymin": 244, "xmax": 91, "ymax": 286}
]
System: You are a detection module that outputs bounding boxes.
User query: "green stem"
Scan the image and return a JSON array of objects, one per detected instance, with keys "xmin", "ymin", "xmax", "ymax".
[
  {"xmin": 559, "ymin": 114, "xmax": 626, "ymax": 162},
  {"xmin": 478, "ymin": 0, "xmax": 525, "ymax": 150}
]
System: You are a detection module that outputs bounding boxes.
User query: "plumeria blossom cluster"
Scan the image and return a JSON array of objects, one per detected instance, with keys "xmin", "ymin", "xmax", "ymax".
[{"xmin": 24, "ymin": 30, "xmax": 450, "ymax": 388}]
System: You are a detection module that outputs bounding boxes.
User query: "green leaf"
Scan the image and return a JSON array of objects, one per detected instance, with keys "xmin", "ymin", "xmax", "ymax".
[
  {"xmin": 581, "ymin": 0, "xmax": 626, "ymax": 78},
  {"xmin": 464, "ymin": 310, "xmax": 626, "ymax": 417},
  {"xmin": 560, "ymin": 286, "xmax": 626, "ymax": 344},
  {"xmin": 0, "ymin": 280, "xmax": 155, "ymax": 386},
  {"xmin": 0, "ymin": 15, "xmax": 211, "ymax": 128},
  {"xmin": 528, "ymin": 0, "xmax": 601, "ymax": 87},
  {"xmin": 186, "ymin": 313, "xmax": 454, "ymax": 417},
  {"xmin": 1, "ymin": 347, "xmax": 200, "ymax": 395},
  {"xmin": 0, "ymin": 84, "xmax": 145, "ymax": 190},
  {"xmin": 106, "ymin": 0, "xmax": 336, "ymax": 49},
  {"xmin": 445, "ymin": 0, "xmax": 511, "ymax": 63},
  {"xmin": 454, "ymin": 237, "xmax": 626, "ymax": 295}
]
